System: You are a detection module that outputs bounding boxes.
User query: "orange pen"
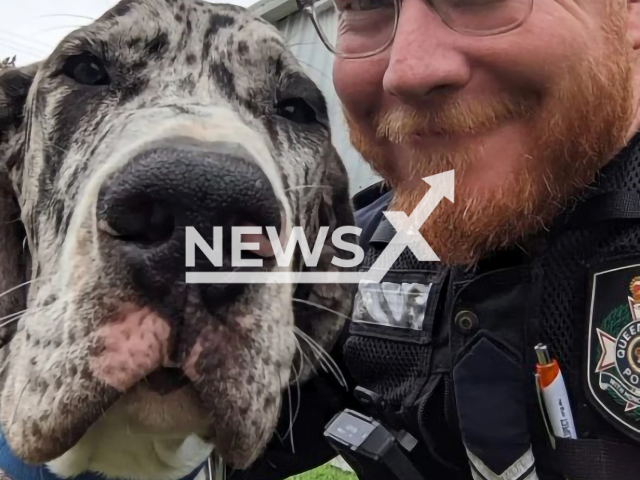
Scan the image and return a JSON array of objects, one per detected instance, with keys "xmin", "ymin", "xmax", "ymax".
[{"xmin": 535, "ymin": 344, "xmax": 577, "ymax": 439}]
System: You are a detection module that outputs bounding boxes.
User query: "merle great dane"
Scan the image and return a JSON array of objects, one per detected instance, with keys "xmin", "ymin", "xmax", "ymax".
[{"xmin": 0, "ymin": 0, "xmax": 356, "ymax": 478}]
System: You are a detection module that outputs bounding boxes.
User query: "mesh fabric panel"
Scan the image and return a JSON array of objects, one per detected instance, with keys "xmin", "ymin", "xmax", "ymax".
[
  {"xmin": 344, "ymin": 335, "xmax": 429, "ymax": 405},
  {"xmin": 346, "ymin": 247, "xmax": 439, "ymax": 404},
  {"xmin": 536, "ymin": 134, "xmax": 640, "ymax": 411}
]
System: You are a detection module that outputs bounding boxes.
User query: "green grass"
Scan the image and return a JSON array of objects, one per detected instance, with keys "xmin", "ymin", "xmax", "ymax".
[{"xmin": 288, "ymin": 464, "xmax": 357, "ymax": 480}]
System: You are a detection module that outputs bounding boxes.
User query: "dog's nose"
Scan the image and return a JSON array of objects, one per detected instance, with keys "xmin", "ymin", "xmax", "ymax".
[{"xmin": 97, "ymin": 137, "xmax": 282, "ymax": 312}]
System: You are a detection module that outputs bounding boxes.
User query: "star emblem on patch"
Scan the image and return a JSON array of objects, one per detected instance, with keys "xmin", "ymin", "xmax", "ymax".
[{"xmin": 586, "ymin": 261, "xmax": 640, "ymax": 440}]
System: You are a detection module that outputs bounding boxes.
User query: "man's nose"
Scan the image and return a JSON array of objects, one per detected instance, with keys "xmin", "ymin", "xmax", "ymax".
[
  {"xmin": 382, "ymin": 0, "xmax": 471, "ymax": 100},
  {"xmin": 97, "ymin": 137, "xmax": 282, "ymax": 311}
]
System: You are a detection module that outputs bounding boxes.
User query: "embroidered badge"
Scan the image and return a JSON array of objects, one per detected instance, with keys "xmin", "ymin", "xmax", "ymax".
[{"xmin": 587, "ymin": 261, "xmax": 640, "ymax": 439}]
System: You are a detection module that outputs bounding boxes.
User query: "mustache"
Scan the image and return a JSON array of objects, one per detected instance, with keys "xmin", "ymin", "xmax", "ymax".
[{"xmin": 374, "ymin": 95, "xmax": 537, "ymax": 143}]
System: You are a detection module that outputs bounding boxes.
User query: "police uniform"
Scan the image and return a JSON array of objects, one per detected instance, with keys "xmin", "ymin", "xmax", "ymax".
[{"xmin": 230, "ymin": 132, "xmax": 640, "ymax": 480}]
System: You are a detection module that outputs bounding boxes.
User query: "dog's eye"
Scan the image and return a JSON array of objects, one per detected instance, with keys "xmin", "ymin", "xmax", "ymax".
[
  {"xmin": 62, "ymin": 53, "xmax": 110, "ymax": 86},
  {"xmin": 276, "ymin": 98, "xmax": 317, "ymax": 124}
]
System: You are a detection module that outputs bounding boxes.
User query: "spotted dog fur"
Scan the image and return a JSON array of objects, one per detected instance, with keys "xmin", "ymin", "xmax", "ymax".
[{"xmin": 0, "ymin": 0, "xmax": 355, "ymax": 478}]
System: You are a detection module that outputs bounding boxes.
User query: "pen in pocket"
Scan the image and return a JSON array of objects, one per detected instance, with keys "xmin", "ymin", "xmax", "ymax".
[{"xmin": 535, "ymin": 343, "xmax": 577, "ymax": 440}]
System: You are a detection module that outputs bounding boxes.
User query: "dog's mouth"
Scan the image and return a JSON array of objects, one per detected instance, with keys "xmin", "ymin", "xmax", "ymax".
[
  {"xmin": 142, "ymin": 367, "xmax": 191, "ymax": 395},
  {"xmin": 4, "ymin": 299, "xmax": 289, "ymax": 469}
]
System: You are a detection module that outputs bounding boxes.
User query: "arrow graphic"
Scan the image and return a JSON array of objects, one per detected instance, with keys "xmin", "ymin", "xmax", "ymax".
[{"xmin": 361, "ymin": 170, "xmax": 455, "ymax": 284}]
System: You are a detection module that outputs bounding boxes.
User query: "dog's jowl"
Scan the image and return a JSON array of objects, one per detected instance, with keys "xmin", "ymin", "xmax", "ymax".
[{"xmin": 0, "ymin": 1, "xmax": 355, "ymax": 478}]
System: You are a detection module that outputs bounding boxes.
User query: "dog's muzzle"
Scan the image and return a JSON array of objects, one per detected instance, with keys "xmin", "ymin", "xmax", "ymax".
[{"xmin": 96, "ymin": 136, "xmax": 283, "ymax": 347}]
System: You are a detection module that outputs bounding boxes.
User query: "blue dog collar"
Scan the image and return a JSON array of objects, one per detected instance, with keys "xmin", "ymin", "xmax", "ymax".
[{"xmin": 0, "ymin": 430, "xmax": 207, "ymax": 480}]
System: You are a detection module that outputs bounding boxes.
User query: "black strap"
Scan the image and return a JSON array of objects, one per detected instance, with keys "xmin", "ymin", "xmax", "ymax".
[
  {"xmin": 563, "ymin": 191, "xmax": 640, "ymax": 228},
  {"xmin": 553, "ymin": 437, "xmax": 640, "ymax": 480}
]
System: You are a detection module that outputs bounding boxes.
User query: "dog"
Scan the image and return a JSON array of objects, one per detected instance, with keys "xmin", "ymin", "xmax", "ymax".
[{"xmin": 0, "ymin": 0, "xmax": 356, "ymax": 478}]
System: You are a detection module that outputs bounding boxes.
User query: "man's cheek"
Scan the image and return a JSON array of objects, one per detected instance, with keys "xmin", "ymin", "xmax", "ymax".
[{"xmin": 333, "ymin": 57, "xmax": 387, "ymax": 117}]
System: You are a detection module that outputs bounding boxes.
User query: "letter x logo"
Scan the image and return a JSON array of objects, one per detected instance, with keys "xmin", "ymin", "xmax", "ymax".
[{"xmin": 362, "ymin": 171, "xmax": 454, "ymax": 284}]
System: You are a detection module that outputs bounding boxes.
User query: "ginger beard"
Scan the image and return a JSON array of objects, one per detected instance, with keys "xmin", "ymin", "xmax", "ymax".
[{"xmin": 345, "ymin": 8, "xmax": 635, "ymax": 267}]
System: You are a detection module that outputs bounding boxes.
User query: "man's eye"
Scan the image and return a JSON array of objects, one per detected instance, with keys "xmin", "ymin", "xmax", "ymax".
[
  {"xmin": 352, "ymin": 0, "xmax": 384, "ymax": 10},
  {"xmin": 337, "ymin": 0, "xmax": 388, "ymax": 11},
  {"xmin": 449, "ymin": 0, "xmax": 509, "ymax": 7}
]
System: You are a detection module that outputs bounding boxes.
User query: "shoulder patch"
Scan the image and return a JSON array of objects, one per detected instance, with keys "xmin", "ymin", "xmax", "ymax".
[{"xmin": 585, "ymin": 257, "xmax": 640, "ymax": 441}]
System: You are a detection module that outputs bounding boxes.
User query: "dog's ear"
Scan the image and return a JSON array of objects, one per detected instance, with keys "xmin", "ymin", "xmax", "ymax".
[
  {"xmin": 292, "ymin": 149, "xmax": 358, "ymax": 384},
  {"xmin": 0, "ymin": 61, "xmax": 39, "ymax": 182},
  {"xmin": 0, "ymin": 62, "xmax": 38, "ymax": 346},
  {"xmin": 0, "ymin": 62, "xmax": 38, "ymax": 135}
]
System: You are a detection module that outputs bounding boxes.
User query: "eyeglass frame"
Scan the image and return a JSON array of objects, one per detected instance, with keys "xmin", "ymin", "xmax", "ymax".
[{"xmin": 295, "ymin": 0, "xmax": 535, "ymax": 59}]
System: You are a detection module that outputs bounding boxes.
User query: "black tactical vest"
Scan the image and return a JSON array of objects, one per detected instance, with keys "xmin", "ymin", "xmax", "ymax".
[
  {"xmin": 230, "ymin": 133, "xmax": 640, "ymax": 480},
  {"xmin": 339, "ymin": 132, "xmax": 640, "ymax": 480}
]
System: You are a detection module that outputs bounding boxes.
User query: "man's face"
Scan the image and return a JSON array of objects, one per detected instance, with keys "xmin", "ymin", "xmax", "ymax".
[{"xmin": 333, "ymin": 0, "xmax": 636, "ymax": 266}]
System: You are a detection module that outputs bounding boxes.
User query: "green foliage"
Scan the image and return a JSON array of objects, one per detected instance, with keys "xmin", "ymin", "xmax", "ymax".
[
  {"xmin": 602, "ymin": 303, "xmax": 631, "ymax": 338},
  {"xmin": 288, "ymin": 464, "xmax": 357, "ymax": 480},
  {"xmin": 594, "ymin": 304, "xmax": 630, "ymax": 363}
]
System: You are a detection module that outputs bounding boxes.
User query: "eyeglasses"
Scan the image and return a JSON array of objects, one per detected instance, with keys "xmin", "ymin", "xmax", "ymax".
[{"xmin": 296, "ymin": 0, "xmax": 534, "ymax": 59}]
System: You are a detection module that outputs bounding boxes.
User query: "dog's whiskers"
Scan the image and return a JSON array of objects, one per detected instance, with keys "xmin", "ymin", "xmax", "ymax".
[
  {"xmin": 8, "ymin": 378, "xmax": 31, "ymax": 434},
  {"xmin": 288, "ymin": 344, "xmax": 304, "ymax": 446},
  {"xmin": 297, "ymin": 336, "xmax": 344, "ymax": 389},
  {"xmin": 0, "ymin": 290, "xmax": 71, "ymax": 330},
  {"xmin": 292, "ymin": 59, "xmax": 333, "ymax": 83},
  {"xmin": 283, "ymin": 184, "xmax": 330, "ymax": 193},
  {"xmin": 0, "ymin": 355, "xmax": 11, "ymax": 381},
  {"xmin": 292, "ymin": 297, "xmax": 353, "ymax": 322},
  {"xmin": 281, "ymin": 338, "xmax": 303, "ymax": 451},
  {"xmin": 0, "ymin": 310, "xmax": 29, "ymax": 329},
  {"xmin": 293, "ymin": 324, "xmax": 347, "ymax": 390},
  {"xmin": 34, "ymin": 24, "xmax": 88, "ymax": 37},
  {"xmin": 0, "ymin": 276, "xmax": 53, "ymax": 303},
  {"xmin": 285, "ymin": 41, "xmax": 324, "ymax": 49},
  {"xmin": 292, "ymin": 334, "xmax": 314, "ymax": 381},
  {"xmin": 280, "ymin": 368, "xmax": 296, "ymax": 454},
  {"xmin": 0, "ymin": 306, "xmax": 47, "ymax": 328},
  {"xmin": 47, "ymin": 142, "xmax": 73, "ymax": 157},
  {"xmin": 33, "ymin": 13, "xmax": 97, "ymax": 21},
  {"xmin": 251, "ymin": 412, "xmax": 270, "ymax": 468},
  {"xmin": 274, "ymin": 370, "xmax": 287, "ymax": 441}
]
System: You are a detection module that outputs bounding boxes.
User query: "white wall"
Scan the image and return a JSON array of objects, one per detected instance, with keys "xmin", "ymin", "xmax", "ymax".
[{"xmin": 275, "ymin": 8, "xmax": 381, "ymax": 196}]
